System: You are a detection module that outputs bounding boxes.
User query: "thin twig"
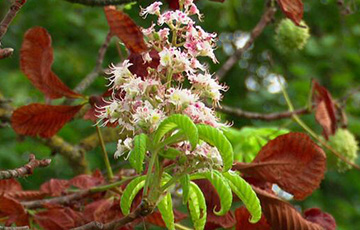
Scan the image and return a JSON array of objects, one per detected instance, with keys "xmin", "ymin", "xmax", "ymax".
[
  {"xmin": 0, "ymin": 226, "xmax": 29, "ymax": 230},
  {"xmin": 219, "ymin": 104, "xmax": 311, "ymax": 120},
  {"xmin": 63, "ymin": 0, "xmax": 136, "ymax": 7},
  {"xmin": 71, "ymin": 201, "xmax": 154, "ymax": 230},
  {"xmin": 0, "ymin": 154, "xmax": 51, "ymax": 180},
  {"xmin": 216, "ymin": 6, "xmax": 276, "ymax": 81},
  {"xmin": 96, "ymin": 126, "xmax": 114, "ymax": 181},
  {"xmin": 0, "ymin": 0, "xmax": 27, "ymax": 40},
  {"xmin": 74, "ymin": 31, "xmax": 112, "ymax": 93}
]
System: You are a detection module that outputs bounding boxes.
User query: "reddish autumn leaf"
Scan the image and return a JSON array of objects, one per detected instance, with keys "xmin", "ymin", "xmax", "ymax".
[
  {"xmin": 145, "ymin": 210, "xmax": 187, "ymax": 227},
  {"xmin": 312, "ymin": 80, "xmax": 337, "ymax": 139},
  {"xmin": 304, "ymin": 208, "xmax": 336, "ymax": 230},
  {"xmin": 128, "ymin": 49, "xmax": 160, "ymax": 78},
  {"xmin": 11, "ymin": 103, "xmax": 83, "ymax": 138},
  {"xmin": 235, "ymin": 207, "xmax": 271, "ymax": 230},
  {"xmin": 0, "ymin": 195, "xmax": 29, "ymax": 226},
  {"xmin": 194, "ymin": 179, "xmax": 236, "ymax": 229},
  {"xmin": 40, "ymin": 179, "xmax": 69, "ymax": 196},
  {"xmin": 34, "ymin": 208, "xmax": 85, "ymax": 230},
  {"xmin": 69, "ymin": 170, "xmax": 105, "ymax": 189},
  {"xmin": 233, "ymin": 132, "xmax": 326, "ymax": 200},
  {"xmin": 104, "ymin": 6, "xmax": 147, "ymax": 54},
  {"xmin": 20, "ymin": 27, "xmax": 82, "ymax": 99},
  {"xmin": 254, "ymin": 188, "xmax": 324, "ymax": 230},
  {"xmin": 277, "ymin": 0, "xmax": 304, "ymax": 26},
  {"xmin": 0, "ymin": 178, "xmax": 22, "ymax": 194}
]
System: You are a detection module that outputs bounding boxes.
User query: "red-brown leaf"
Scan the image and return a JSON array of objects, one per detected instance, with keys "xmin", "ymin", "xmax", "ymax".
[
  {"xmin": 104, "ymin": 6, "xmax": 147, "ymax": 54},
  {"xmin": 0, "ymin": 195, "xmax": 29, "ymax": 226},
  {"xmin": 20, "ymin": 27, "xmax": 82, "ymax": 99},
  {"xmin": 7, "ymin": 190, "xmax": 47, "ymax": 201},
  {"xmin": 11, "ymin": 103, "xmax": 83, "ymax": 138},
  {"xmin": 235, "ymin": 206, "xmax": 271, "ymax": 230},
  {"xmin": 254, "ymin": 188, "xmax": 324, "ymax": 230},
  {"xmin": 233, "ymin": 132, "xmax": 326, "ymax": 200},
  {"xmin": 145, "ymin": 210, "xmax": 187, "ymax": 227},
  {"xmin": 312, "ymin": 80, "xmax": 337, "ymax": 139},
  {"xmin": 128, "ymin": 49, "xmax": 160, "ymax": 78},
  {"xmin": 304, "ymin": 208, "xmax": 336, "ymax": 230},
  {"xmin": 40, "ymin": 179, "xmax": 69, "ymax": 196},
  {"xmin": 34, "ymin": 208, "xmax": 85, "ymax": 230},
  {"xmin": 0, "ymin": 179, "xmax": 22, "ymax": 194},
  {"xmin": 277, "ymin": 0, "xmax": 304, "ymax": 26},
  {"xmin": 69, "ymin": 170, "xmax": 105, "ymax": 189},
  {"xmin": 194, "ymin": 179, "xmax": 236, "ymax": 229},
  {"xmin": 84, "ymin": 199, "xmax": 124, "ymax": 224}
]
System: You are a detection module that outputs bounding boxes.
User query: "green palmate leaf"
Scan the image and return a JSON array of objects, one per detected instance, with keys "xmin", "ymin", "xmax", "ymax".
[
  {"xmin": 223, "ymin": 171, "xmax": 262, "ymax": 223},
  {"xmin": 191, "ymin": 171, "xmax": 232, "ymax": 216},
  {"xmin": 188, "ymin": 182, "xmax": 207, "ymax": 230},
  {"xmin": 120, "ymin": 175, "xmax": 146, "ymax": 215},
  {"xmin": 157, "ymin": 192, "xmax": 175, "ymax": 230},
  {"xmin": 129, "ymin": 134, "xmax": 148, "ymax": 173},
  {"xmin": 154, "ymin": 114, "xmax": 198, "ymax": 149},
  {"xmin": 180, "ymin": 174, "xmax": 190, "ymax": 204},
  {"xmin": 197, "ymin": 124, "xmax": 234, "ymax": 171}
]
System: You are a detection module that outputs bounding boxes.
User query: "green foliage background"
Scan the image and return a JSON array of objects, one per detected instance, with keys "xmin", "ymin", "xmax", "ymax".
[{"xmin": 1, "ymin": 0, "xmax": 360, "ymax": 229}]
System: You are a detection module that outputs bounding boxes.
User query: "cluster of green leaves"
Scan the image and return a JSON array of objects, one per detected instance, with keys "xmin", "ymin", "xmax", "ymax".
[{"xmin": 120, "ymin": 114, "xmax": 261, "ymax": 230}]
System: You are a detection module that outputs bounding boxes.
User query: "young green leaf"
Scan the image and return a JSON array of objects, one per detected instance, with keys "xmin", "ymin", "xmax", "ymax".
[
  {"xmin": 191, "ymin": 171, "xmax": 232, "ymax": 216},
  {"xmin": 197, "ymin": 124, "xmax": 234, "ymax": 171},
  {"xmin": 157, "ymin": 192, "xmax": 175, "ymax": 230},
  {"xmin": 180, "ymin": 175, "xmax": 190, "ymax": 204},
  {"xmin": 223, "ymin": 171, "xmax": 262, "ymax": 223},
  {"xmin": 154, "ymin": 114, "xmax": 198, "ymax": 149},
  {"xmin": 129, "ymin": 134, "xmax": 148, "ymax": 173},
  {"xmin": 120, "ymin": 175, "xmax": 146, "ymax": 215},
  {"xmin": 188, "ymin": 182, "xmax": 207, "ymax": 230}
]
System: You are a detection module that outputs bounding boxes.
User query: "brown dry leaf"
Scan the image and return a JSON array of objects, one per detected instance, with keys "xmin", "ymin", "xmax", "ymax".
[
  {"xmin": 20, "ymin": 27, "xmax": 82, "ymax": 99},
  {"xmin": 145, "ymin": 210, "xmax": 187, "ymax": 228},
  {"xmin": 104, "ymin": 6, "xmax": 147, "ymax": 54},
  {"xmin": 0, "ymin": 179, "xmax": 22, "ymax": 194},
  {"xmin": 34, "ymin": 208, "xmax": 85, "ymax": 230},
  {"xmin": 233, "ymin": 132, "xmax": 326, "ymax": 200},
  {"xmin": 11, "ymin": 103, "xmax": 83, "ymax": 138},
  {"xmin": 40, "ymin": 179, "xmax": 70, "ymax": 196},
  {"xmin": 304, "ymin": 208, "xmax": 336, "ymax": 230},
  {"xmin": 312, "ymin": 80, "xmax": 337, "ymax": 139},
  {"xmin": 69, "ymin": 170, "xmax": 105, "ymax": 189},
  {"xmin": 277, "ymin": 0, "xmax": 304, "ymax": 26},
  {"xmin": 254, "ymin": 188, "xmax": 324, "ymax": 230},
  {"xmin": 0, "ymin": 195, "xmax": 29, "ymax": 226},
  {"xmin": 235, "ymin": 206, "xmax": 271, "ymax": 230}
]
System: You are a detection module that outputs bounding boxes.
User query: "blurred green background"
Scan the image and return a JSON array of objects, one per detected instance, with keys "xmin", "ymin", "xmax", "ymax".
[{"xmin": 1, "ymin": 0, "xmax": 359, "ymax": 229}]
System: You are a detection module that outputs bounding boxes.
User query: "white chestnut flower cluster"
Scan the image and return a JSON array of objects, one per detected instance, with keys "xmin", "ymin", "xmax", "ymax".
[{"xmin": 97, "ymin": 0, "xmax": 228, "ymax": 168}]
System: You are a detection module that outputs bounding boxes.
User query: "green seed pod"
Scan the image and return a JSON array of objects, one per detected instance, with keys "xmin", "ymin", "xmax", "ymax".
[
  {"xmin": 275, "ymin": 18, "xmax": 310, "ymax": 53},
  {"xmin": 327, "ymin": 128, "xmax": 359, "ymax": 172}
]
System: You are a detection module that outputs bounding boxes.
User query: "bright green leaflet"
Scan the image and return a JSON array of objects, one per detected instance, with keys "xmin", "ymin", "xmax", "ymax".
[
  {"xmin": 180, "ymin": 174, "xmax": 190, "ymax": 204},
  {"xmin": 129, "ymin": 134, "xmax": 148, "ymax": 173},
  {"xmin": 158, "ymin": 192, "xmax": 175, "ymax": 230},
  {"xmin": 223, "ymin": 171, "xmax": 262, "ymax": 223},
  {"xmin": 153, "ymin": 114, "xmax": 198, "ymax": 149},
  {"xmin": 191, "ymin": 171, "xmax": 232, "ymax": 216},
  {"xmin": 188, "ymin": 182, "xmax": 207, "ymax": 230},
  {"xmin": 120, "ymin": 175, "xmax": 146, "ymax": 215},
  {"xmin": 197, "ymin": 124, "xmax": 234, "ymax": 171}
]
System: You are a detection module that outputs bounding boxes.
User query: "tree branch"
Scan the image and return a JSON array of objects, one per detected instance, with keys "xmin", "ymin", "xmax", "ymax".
[
  {"xmin": 0, "ymin": 226, "xmax": 29, "ymax": 230},
  {"xmin": 74, "ymin": 32, "xmax": 112, "ymax": 93},
  {"xmin": 0, "ymin": 154, "xmax": 51, "ymax": 180},
  {"xmin": 0, "ymin": 0, "xmax": 27, "ymax": 60},
  {"xmin": 216, "ymin": 6, "xmax": 276, "ymax": 81},
  {"xmin": 219, "ymin": 104, "xmax": 311, "ymax": 121}
]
